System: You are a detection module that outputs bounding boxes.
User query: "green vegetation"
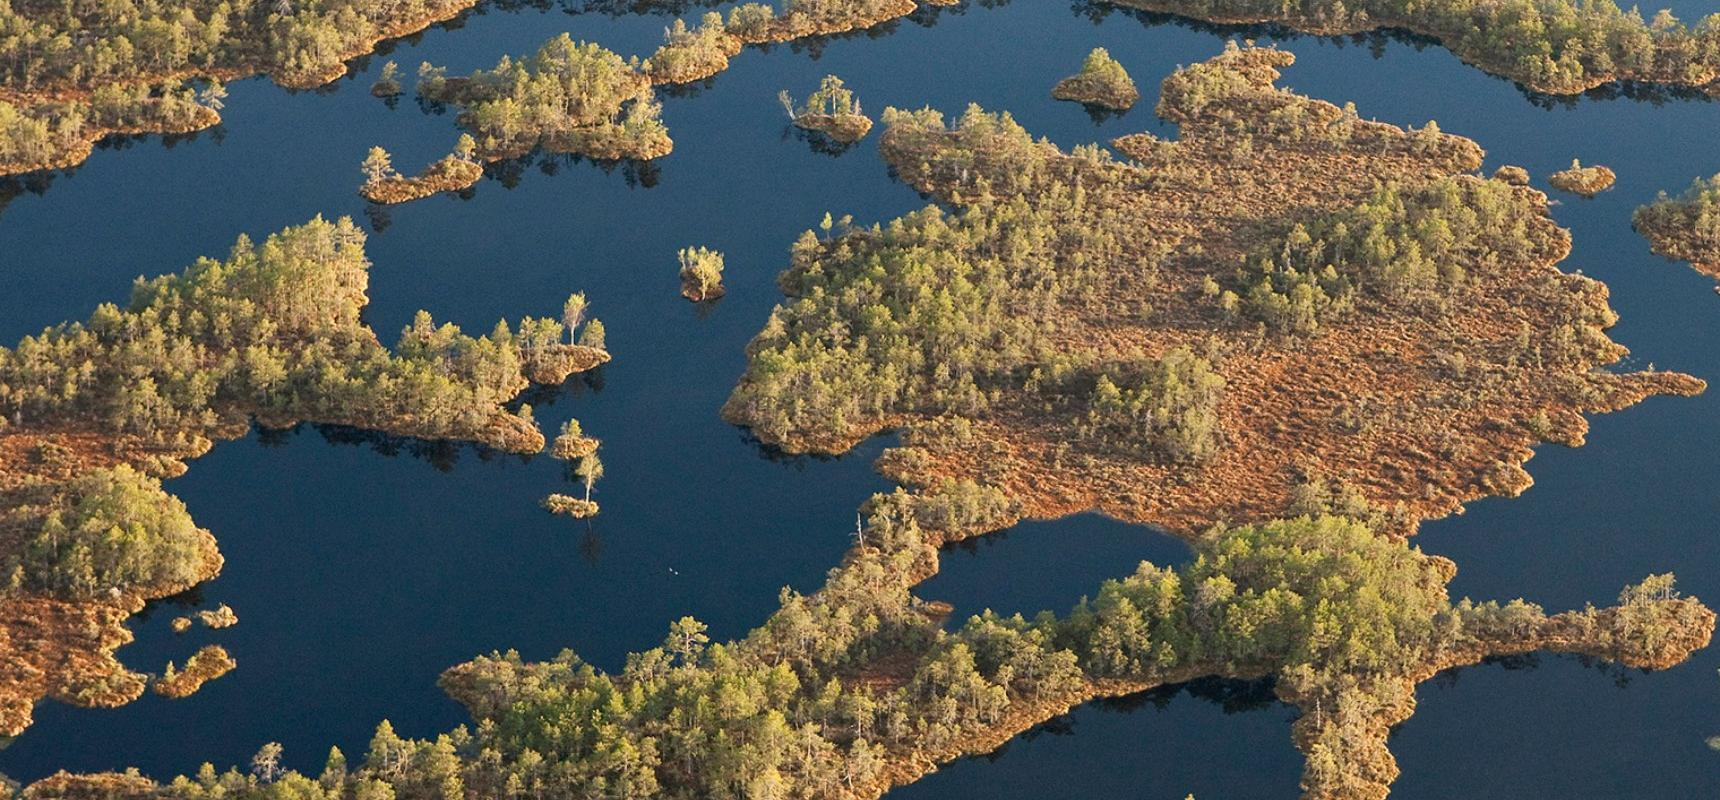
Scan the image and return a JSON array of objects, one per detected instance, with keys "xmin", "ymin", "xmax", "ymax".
[
  {"xmin": 1051, "ymin": 47, "xmax": 1140, "ymax": 110},
  {"xmin": 1635, "ymin": 173, "xmax": 1720, "ymax": 278},
  {"xmin": 2, "ymin": 465, "xmax": 205, "ymax": 598},
  {"xmin": 1547, "ymin": 159, "xmax": 1616, "ymax": 197},
  {"xmin": 31, "ymin": 507, "xmax": 1711, "ymax": 800},
  {"xmin": 0, "ymin": 0, "xmax": 480, "ymax": 174},
  {"xmin": 0, "ymin": 215, "xmax": 585, "ymax": 452},
  {"xmin": 646, "ymin": 12, "xmax": 742, "ymax": 84},
  {"xmin": 781, "ymin": 74, "xmax": 873, "ymax": 143},
  {"xmin": 1110, "ymin": 0, "xmax": 1720, "ymax": 96},
  {"xmin": 1229, "ymin": 176, "xmax": 1532, "ymax": 334},
  {"xmin": 678, "ymin": 246, "xmax": 727, "ymax": 301},
  {"xmin": 372, "ymin": 61, "xmax": 403, "ymax": 98},
  {"xmin": 416, "ymin": 33, "xmax": 672, "ymax": 162},
  {"xmin": 719, "ymin": 186, "xmax": 1218, "ymax": 457}
]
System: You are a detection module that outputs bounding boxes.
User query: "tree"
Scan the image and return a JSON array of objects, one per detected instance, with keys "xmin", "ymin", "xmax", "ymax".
[
  {"xmin": 578, "ymin": 319, "xmax": 606, "ymax": 351},
  {"xmin": 361, "ymin": 146, "xmax": 395, "ymax": 185},
  {"xmin": 664, "ymin": 616, "xmax": 709, "ymax": 667},
  {"xmin": 678, "ymin": 246, "xmax": 725, "ymax": 300},
  {"xmin": 251, "ymin": 742, "xmax": 284, "ymax": 783},
  {"xmin": 198, "ymin": 80, "xmax": 226, "ymax": 111},
  {"xmin": 454, "ymin": 133, "xmax": 476, "ymax": 162},
  {"xmin": 576, "ymin": 453, "xmax": 604, "ymax": 500},
  {"xmin": 562, "ymin": 292, "xmax": 588, "ymax": 343}
]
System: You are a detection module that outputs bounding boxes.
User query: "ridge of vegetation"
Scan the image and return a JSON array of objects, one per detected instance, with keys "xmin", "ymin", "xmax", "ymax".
[
  {"xmin": 722, "ymin": 43, "xmax": 1703, "ymax": 538},
  {"xmin": 0, "ymin": 215, "xmax": 609, "ymax": 736},
  {"xmin": 20, "ymin": 504, "xmax": 1712, "ymax": 800},
  {"xmin": 1102, "ymin": 0, "xmax": 1720, "ymax": 97}
]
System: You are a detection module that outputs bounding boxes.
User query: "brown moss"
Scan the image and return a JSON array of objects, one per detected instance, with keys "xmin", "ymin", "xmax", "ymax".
[
  {"xmin": 542, "ymin": 493, "xmax": 600, "ymax": 518},
  {"xmin": 732, "ymin": 47, "xmax": 1701, "ymax": 540},
  {"xmin": 1492, "ymin": 164, "xmax": 1530, "ymax": 185},
  {"xmin": 793, "ymin": 112, "xmax": 874, "ymax": 143}
]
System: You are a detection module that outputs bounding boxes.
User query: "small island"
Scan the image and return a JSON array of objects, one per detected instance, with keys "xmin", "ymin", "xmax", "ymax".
[
  {"xmin": 151, "ymin": 645, "xmax": 236, "ymax": 699},
  {"xmin": 678, "ymin": 246, "xmax": 727, "ymax": 301},
  {"xmin": 550, "ymin": 419, "xmax": 601, "ymax": 461},
  {"xmin": 781, "ymin": 75, "xmax": 874, "ymax": 144},
  {"xmin": 1634, "ymin": 173, "xmax": 1720, "ymax": 280},
  {"xmin": 198, "ymin": 604, "xmax": 238, "ymax": 630},
  {"xmin": 416, "ymin": 34, "xmax": 673, "ymax": 163},
  {"xmin": 542, "ymin": 492, "xmax": 599, "ymax": 519},
  {"xmin": 1051, "ymin": 47, "xmax": 1140, "ymax": 110},
  {"xmin": 1548, "ymin": 159, "xmax": 1616, "ymax": 197},
  {"xmin": 371, "ymin": 61, "xmax": 404, "ymax": 98},
  {"xmin": 359, "ymin": 140, "xmax": 484, "ymax": 204}
]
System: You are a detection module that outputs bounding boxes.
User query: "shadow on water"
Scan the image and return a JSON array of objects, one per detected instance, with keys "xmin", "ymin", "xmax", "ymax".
[
  {"xmin": 887, "ymin": 672, "xmax": 1302, "ymax": 799},
  {"xmin": 922, "ymin": 513, "xmax": 1190, "ymax": 629}
]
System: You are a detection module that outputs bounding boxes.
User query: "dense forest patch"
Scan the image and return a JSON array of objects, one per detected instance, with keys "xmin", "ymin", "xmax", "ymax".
[
  {"xmin": 724, "ymin": 43, "xmax": 1702, "ymax": 537},
  {"xmin": 0, "ymin": 216, "xmax": 608, "ymax": 736},
  {"xmin": 1102, "ymin": 0, "xmax": 1720, "ymax": 97},
  {"xmin": 1636, "ymin": 172, "xmax": 1720, "ymax": 280}
]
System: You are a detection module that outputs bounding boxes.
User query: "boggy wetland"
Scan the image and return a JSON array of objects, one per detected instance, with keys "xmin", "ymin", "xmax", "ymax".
[{"xmin": 3, "ymin": 0, "xmax": 1720, "ymax": 798}]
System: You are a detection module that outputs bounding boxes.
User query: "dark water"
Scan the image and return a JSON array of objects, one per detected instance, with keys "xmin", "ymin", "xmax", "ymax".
[{"xmin": 2, "ymin": 1, "xmax": 1719, "ymax": 796}]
